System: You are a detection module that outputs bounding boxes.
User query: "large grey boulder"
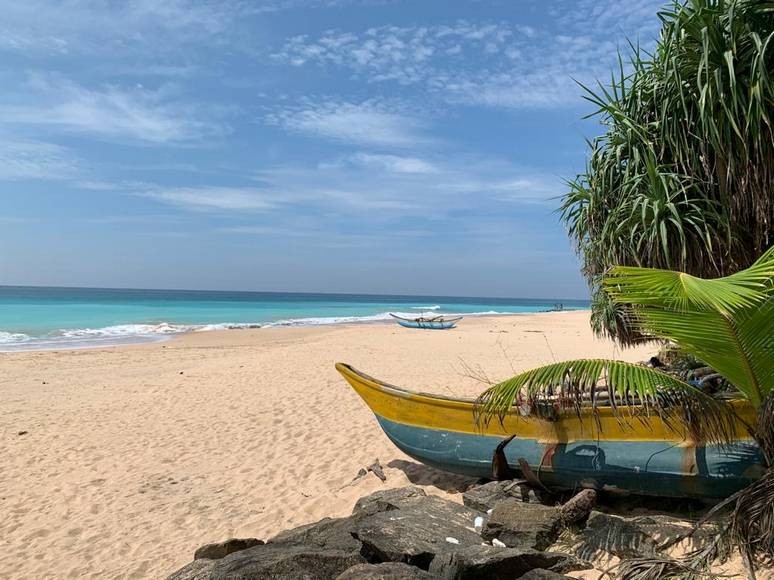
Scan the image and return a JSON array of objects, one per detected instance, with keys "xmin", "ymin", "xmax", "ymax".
[
  {"xmin": 462, "ymin": 481, "xmax": 546, "ymax": 513},
  {"xmin": 168, "ymin": 559, "xmax": 216, "ymax": 580},
  {"xmin": 481, "ymin": 500, "xmax": 563, "ymax": 550},
  {"xmin": 336, "ymin": 562, "xmax": 442, "ymax": 579},
  {"xmin": 352, "ymin": 487, "xmax": 428, "ymax": 517},
  {"xmin": 269, "ymin": 516, "xmax": 362, "ymax": 553},
  {"xmin": 354, "ymin": 496, "xmax": 483, "ymax": 569},
  {"xmin": 186, "ymin": 543, "xmax": 364, "ymax": 579},
  {"xmin": 428, "ymin": 545, "xmax": 589, "ymax": 580}
]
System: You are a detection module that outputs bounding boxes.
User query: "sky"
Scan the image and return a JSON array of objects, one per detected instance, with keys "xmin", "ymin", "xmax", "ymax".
[{"xmin": 0, "ymin": 0, "xmax": 665, "ymax": 299}]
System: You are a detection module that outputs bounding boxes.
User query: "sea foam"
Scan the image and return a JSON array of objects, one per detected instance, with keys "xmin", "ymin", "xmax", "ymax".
[{"xmin": 0, "ymin": 310, "xmax": 515, "ymax": 351}]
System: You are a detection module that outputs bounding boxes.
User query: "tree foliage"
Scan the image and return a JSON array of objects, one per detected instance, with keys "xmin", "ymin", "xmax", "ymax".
[{"xmin": 561, "ymin": 0, "xmax": 774, "ymax": 345}]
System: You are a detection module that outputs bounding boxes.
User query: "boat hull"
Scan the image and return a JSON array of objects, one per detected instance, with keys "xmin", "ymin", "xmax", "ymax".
[
  {"xmin": 336, "ymin": 363, "xmax": 764, "ymax": 500},
  {"xmin": 395, "ymin": 319, "xmax": 459, "ymax": 330}
]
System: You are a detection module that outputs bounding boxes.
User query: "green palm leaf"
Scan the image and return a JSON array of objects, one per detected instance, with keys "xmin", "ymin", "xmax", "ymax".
[
  {"xmin": 605, "ymin": 247, "xmax": 774, "ymax": 406},
  {"xmin": 475, "ymin": 359, "xmax": 736, "ymax": 444}
]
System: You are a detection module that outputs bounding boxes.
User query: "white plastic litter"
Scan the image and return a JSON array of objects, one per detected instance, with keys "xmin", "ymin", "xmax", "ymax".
[
  {"xmin": 492, "ymin": 538, "xmax": 507, "ymax": 548},
  {"xmin": 445, "ymin": 537, "xmax": 460, "ymax": 545},
  {"xmin": 473, "ymin": 516, "xmax": 484, "ymax": 532}
]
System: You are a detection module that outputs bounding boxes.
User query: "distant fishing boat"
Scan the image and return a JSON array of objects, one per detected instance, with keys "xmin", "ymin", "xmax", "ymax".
[
  {"xmin": 389, "ymin": 313, "xmax": 462, "ymax": 330},
  {"xmin": 336, "ymin": 363, "xmax": 764, "ymax": 500}
]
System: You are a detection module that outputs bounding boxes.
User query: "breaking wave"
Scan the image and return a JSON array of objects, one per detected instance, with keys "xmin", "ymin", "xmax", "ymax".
[{"xmin": 0, "ymin": 310, "xmax": 515, "ymax": 351}]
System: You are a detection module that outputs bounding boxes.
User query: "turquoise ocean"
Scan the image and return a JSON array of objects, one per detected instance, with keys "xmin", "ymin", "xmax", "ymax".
[{"xmin": 0, "ymin": 286, "xmax": 589, "ymax": 351}]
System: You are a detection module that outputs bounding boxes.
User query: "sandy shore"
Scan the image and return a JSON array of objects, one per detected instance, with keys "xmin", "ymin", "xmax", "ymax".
[{"xmin": 1, "ymin": 311, "xmax": 657, "ymax": 579}]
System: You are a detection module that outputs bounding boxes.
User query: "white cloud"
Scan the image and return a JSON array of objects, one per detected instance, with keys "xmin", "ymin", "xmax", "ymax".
[
  {"xmin": 0, "ymin": 0, "xmax": 247, "ymax": 56},
  {"xmin": 0, "ymin": 139, "xmax": 79, "ymax": 181},
  {"xmin": 273, "ymin": 5, "xmax": 663, "ymax": 109},
  {"xmin": 0, "ymin": 75, "xmax": 227, "ymax": 144},
  {"xmin": 141, "ymin": 187, "xmax": 277, "ymax": 211},
  {"xmin": 134, "ymin": 151, "xmax": 558, "ymax": 219},
  {"xmin": 347, "ymin": 153, "xmax": 438, "ymax": 174},
  {"xmin": 265, "ymin": 99, "xmax": 432, "ymax": 147}
]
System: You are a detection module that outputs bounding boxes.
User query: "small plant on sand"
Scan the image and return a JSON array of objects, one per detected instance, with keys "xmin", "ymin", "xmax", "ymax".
[{"xmin": 476, "ymin": 246, "xmax": 774, "ymax": 578}]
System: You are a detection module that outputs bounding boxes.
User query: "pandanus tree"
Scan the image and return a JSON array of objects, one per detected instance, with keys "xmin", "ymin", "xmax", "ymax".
[
  {"xmin": 561, "ymin": 0, "xmax": 774, "ymax": 345},
  {"xmin": 476, "ymin": 246, "xmax": 774, "ymax": 576}
]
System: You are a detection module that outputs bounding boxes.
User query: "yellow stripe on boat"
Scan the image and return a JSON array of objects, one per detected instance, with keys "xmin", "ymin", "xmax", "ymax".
[{"xmin": 336, "ymin": 362, "xmax": 756, "ymax": 443}]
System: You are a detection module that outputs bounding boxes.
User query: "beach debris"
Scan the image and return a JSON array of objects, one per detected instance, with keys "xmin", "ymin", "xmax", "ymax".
[
  {"xmin": 17, "ymin": 430, "xmax": 28, "ymax": 436},
  {"xmin": 559, "ymin": 489, "xmax": 596, "ymax": 526},
  {"xmin": 336, "ymin": 562, "xmax": 441, "ymax": 579},
  {"xmin": 492, "ymin": 538, "xmax": 507, "ymax": 548},
  {"xmin": 444, "ymin": 537, "xmax": 459, "ymax": 544},
  {"xmin": 368, "ymin": 459, "xmax": 386, "ymax": 482},
  {"xmin": 473, "ymin": 516, "xmax": 484, "ymax": 533},
  {"xmin": 194, "ymin": 538, "xmax": 264, "ymax": 560},
  {"xmin": 348, "ymin": 459, "xmax": 387, "ymax": 485}
]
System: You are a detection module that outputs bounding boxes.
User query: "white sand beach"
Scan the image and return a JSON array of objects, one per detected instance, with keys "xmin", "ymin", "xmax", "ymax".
[{"xmin": 0, "ymin": 311, "xmax": 664, "ymax": 579}]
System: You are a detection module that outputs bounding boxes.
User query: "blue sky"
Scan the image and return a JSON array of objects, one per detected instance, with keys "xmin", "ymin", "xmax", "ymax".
[{"xmin": 0, "ymin": 0, "xmax": 664, "ymax": 298}]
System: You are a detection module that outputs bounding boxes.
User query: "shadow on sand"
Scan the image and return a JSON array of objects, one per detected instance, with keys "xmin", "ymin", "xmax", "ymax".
[{"xmin": 387, "ymin": 459, "xmax": 477, "ymax": 493}]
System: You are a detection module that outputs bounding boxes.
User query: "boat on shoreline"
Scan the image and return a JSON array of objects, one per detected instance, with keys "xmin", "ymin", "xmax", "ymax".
[
  {"xmin": 336, "ymin": 362, "xmax": 764, "ymax": 500},
  {"xmin": 389, "ymin": 313, "xmax": 462, "ymax": 330}
]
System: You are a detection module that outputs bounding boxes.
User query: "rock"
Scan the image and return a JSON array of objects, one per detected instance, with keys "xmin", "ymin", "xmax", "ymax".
[
  {"xmin": 354, "ymin": 496, "xmax": 483, "ymax": 569},
  {"xmin": 518, "ymin": 570, "xmax": 574, "ymax": 580},
  {"xmin": 428, "ymin": 545, "xmax": 589, "ymax": 580},
  {"xmin": 481, "ymin": 500, "xmax": 563, "ymax": 550},
  {"xmin": 336, "ymin": 562, "xmax": 442, "ymax": 579},
  {"xmin": 353, "ymin": 486, "xmax": 427, "ymax": 517},
  {"xmin": 167, "ymin": 559, "xmax": 215, "ymax": 580},
  {"xmin": 462, "ymin": 481, "xmax": 545, "ymax": 513},
  {"xmin": 171, "ymin": 543, "xmax": 365, "ymax": 579},
  {"xmin": 194, "ymin": 538, "xmax": 264, "ymax": 560},
  {"xmin": 269, "ymin": 516, "xmax": 362, "ymax": 553}
]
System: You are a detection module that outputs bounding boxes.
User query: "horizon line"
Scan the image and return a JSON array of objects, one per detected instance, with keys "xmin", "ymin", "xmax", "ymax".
[{"xmin": 0, "ymin": 283, "xmax": 590, "ymax": 303}]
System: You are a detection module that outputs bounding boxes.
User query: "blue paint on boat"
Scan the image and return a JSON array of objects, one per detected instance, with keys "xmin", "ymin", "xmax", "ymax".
[{"xmin": 376, "ymin": 416, "xmax": 763, "ymax": 499}]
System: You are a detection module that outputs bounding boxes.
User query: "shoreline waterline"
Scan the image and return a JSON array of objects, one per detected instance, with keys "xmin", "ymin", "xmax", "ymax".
[
  {"xmin": 0, "ymin": 310, "xmax": 586, "ymax": 353},
  {"xmin": 0, "ymin": 286, "xmax": 588, "ymax": 352}
]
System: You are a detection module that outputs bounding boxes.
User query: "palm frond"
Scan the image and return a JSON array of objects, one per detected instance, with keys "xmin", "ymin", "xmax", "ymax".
[
  {"xmin": 605, "ymin": 245, "xmax": 774, "ymax": 314},
  {"xmin": 474, "ymin": 359, "xmax": 737, "ymax": 445},
  {"xmin": 604, "ymin": 247, "xmax": 774, "ymax": 406}
]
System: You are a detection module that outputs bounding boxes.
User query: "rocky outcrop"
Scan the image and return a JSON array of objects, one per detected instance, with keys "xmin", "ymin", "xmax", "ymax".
[
  {"xmin": 336, "ymin": 562, "xmax": 442, "ymax": 579},
  {"xmin": 167, "ymin": 483, "xmax": 698, "ymax": 580},
  {"xmin": 354, "ymin": 496, "xmax": 484, "ymax": 568},
  {"xmin": 481, "ymin": 500, "xmax": 564, "ymax": 550},
  {"xmin": 427, "ymin": 545, "xmax": 586, "ymax": 580},
  {"xmin": 194, "ymin": 538, "xmax": 264, "ymax": 560},
  {"xmin": 462, "ymin": 480, "xmax": 546, "ymax": 512}
]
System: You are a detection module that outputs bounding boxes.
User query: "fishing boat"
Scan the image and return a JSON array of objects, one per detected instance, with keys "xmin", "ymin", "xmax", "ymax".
[
  {"xmin": 336, "ymin": 363, "xmax": 764, "ymax": 500},
  {"xmin": 389, "ymin": 313, "xmax": 462, "ymax": 330}
]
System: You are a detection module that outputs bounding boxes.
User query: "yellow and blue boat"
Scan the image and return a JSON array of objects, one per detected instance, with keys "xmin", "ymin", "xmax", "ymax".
[{"xmin": 336, "ymin": 363, "xmax": 764, "ymax": 500}]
